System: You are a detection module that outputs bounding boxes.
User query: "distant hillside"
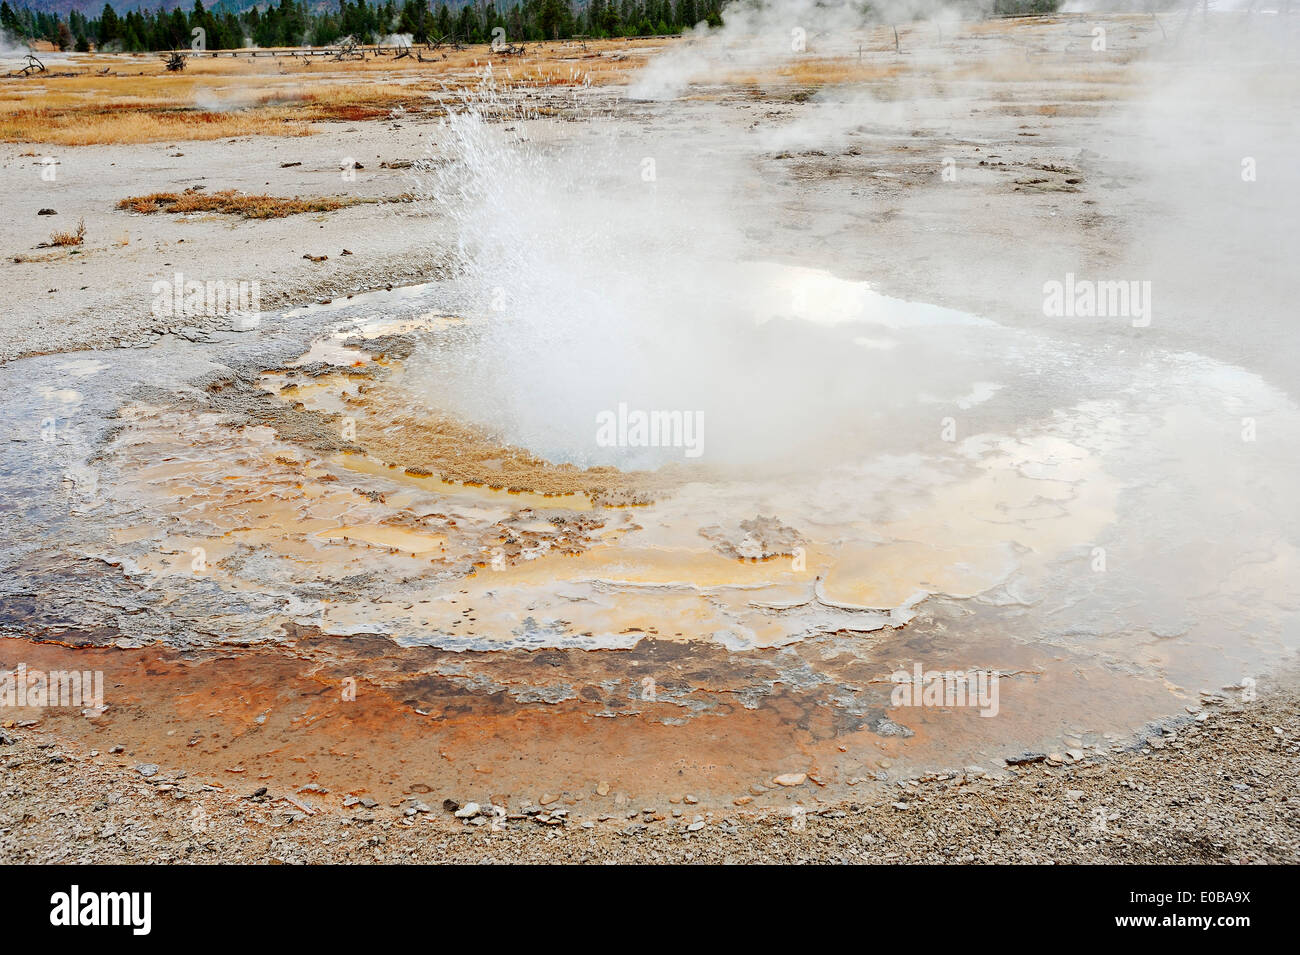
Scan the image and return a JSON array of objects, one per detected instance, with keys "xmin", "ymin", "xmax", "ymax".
[
  {"xmin": 10, "ymin": 1, "xmax": 340, "ymax": 16},
  {"xmin": 12, "ymin": 1, "xmax": 199, "ymax": 16}
]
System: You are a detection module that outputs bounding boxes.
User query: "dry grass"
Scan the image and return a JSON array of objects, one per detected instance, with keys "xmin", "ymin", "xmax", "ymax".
[
  {"xmin": 0, "ymin": 81, "xmax": 445, "ymax": 144},
  {"xmin": 0, "ymin": 38, "xmax": 662, "ymax": 145},
  {"xmin": 0, "ymin": 107, "xmax": 314, "ymax": 145},
  {"xmin": 995, "ymin": 101, "xmax": 1104, "ymax": 117},
  {"xmin": 727, "ymin": 56, "xmax": 909, "ymax": 88},
  {"xmin": 116, "ymin": 189, "xmax": 370, "ymax": 219},
  {"xmin": 950, "ymin": 57, "xmax": 1137, "ymax": 86},
  {"xmin": 47, "ymin": 217, "xmax": 85, "ymax": 246}
]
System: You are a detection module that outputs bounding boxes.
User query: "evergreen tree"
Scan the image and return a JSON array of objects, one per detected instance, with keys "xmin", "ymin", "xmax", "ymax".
[
  {"xmin": 0, "ymin": 0, "xmax": 723, "ymax": 55},
  {"xmin": 0, "ymin": 2, "xmax": 19, "ymax": 37},
  {"xmin": 97, "ymin": 2, "xmax": 119, "ymax": 45}
]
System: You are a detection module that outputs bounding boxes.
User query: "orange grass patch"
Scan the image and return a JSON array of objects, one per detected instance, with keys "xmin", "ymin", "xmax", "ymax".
[
  {"xmin": 117, "ymin": 189, "xmax": 362, "ymax": 219},
  {"xmin": 0, "ymin": 104, "xmax": 313, "ymax": 145},
  {"xmin": 46, "ymin": 217, "xmax": 86, "ymax": 246}
]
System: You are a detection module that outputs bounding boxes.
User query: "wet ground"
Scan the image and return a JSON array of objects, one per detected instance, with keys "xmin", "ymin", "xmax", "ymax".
[
  {"xmin": 4, "ymin": 16, "xmax": 1299, "ymax": 819},
  {"xmin": 3, "ymin": 267, "xmax": 1297, "ymax": 813}
]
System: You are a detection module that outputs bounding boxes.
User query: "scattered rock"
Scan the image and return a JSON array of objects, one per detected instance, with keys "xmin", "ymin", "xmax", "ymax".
[
  {"xmin": 870, "ymin": 717, "xmax": 914, "ymax": 738},
  {"xmin": 699, "ymin": 515, "xmax": 805, "ymax": 560},
  {"xmin": 1005, "ymin": 752, "xmax": 1047, "ymax": 766}
]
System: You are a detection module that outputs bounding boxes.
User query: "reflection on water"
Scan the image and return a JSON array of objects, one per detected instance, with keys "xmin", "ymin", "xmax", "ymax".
[{"xmin": 1, "ymin": 271, "xmax": 1298, "ymax": 796}]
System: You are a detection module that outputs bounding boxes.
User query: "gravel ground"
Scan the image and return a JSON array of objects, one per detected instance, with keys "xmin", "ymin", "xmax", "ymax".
[
  {"xmin": 1, "ymin": 123, "xmax": 460, "ymax": 364},
  {"xmin": 3, "ymin": 677, "xmax": 1295, "ymax": 864}
]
